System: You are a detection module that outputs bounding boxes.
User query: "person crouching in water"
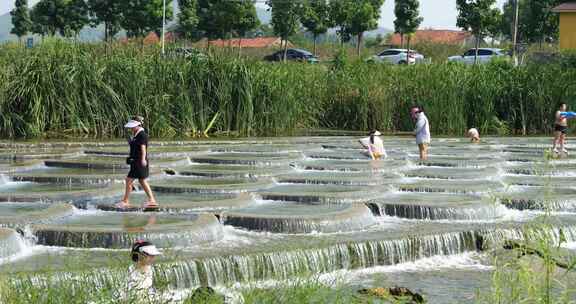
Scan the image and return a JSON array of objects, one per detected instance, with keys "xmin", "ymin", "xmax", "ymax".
[
  {"xmin": 126, "ymin": 241, "xmax": 162, "ymax": 299},
  {"xmin": 410, "ymin": 106, "xmax": 431, "ymax": 161},
  {"xmin": 359, "ymin": 130, "xmax": 387, "ymax": 160},
  {"xmin": 117, "ymin": 119, "xmax": 158, "ymax": 209},
  {"xmin": 467, "ymin": 128, "xmax": 480, "ymax": 143}
]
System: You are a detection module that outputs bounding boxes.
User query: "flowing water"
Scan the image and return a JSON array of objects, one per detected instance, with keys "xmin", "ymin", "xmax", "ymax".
[{"xmin": 1, "ymin": 136, "xmax": 575, "ymax": 302}]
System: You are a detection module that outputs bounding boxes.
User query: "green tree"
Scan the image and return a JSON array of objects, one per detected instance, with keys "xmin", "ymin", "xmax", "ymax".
[
  {"xmin": 87, "ymin": 0, "xmax": 123, "ymax": 42},
  {"xmin": 330, "ymin": 0, "xmax": 385, "ymax": 56},
  {"xmin": 232, "ymin": 0, "xmax": 260, "ymax": 53},
  {"xmin": 10, "ymin": 0, "xmax": 33, "ymax": 42},
  {"xmin": 524, "ymin": 0, "xmax": 560, "ymax": 45},
  {"xmin": 266, "ymin": 0, "xmax": 302, "ymax": 61},
  {"xmin": 62, "ymin": 0, "xmax": 89, "ymax": 37},
  {"xmin": 197, "ymin": 0, "xmax": 259, "ymax": 52},
  {"xmin": 394, "ymin": 0, "xmax": 423, "ymax": 63},
  {"xmin": 300, "ymin": 0, "xmax": 333, "ymax": 56},
  {"xmin": 177, "ymin": 0, "xmax": 199, "ymax": 40},
  {"xmin": 501, "ymin": 0, "xmax": 560, "ymax": 46},
  {"xmin": 456, "ymin": 0, "xmax": 501, "ymax": 64},
  {"xmin": 30, "ymin": 0, "xmax": 72, "ymax": 37},
  {"xmin": 120, "ymin": 0, "xmax": 172, "ymax": 38},
  {"xmin": 330, "ymin": 0, "xmax": 351, "ymax": 45}
]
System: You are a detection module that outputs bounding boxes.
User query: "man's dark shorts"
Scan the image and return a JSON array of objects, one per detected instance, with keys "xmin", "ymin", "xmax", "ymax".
[{"xmin": 555, "ymin": 124, "xmax": 568, "ymax": 134}]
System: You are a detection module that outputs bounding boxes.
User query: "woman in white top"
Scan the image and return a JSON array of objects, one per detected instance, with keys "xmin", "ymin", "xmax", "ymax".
[
  {"xmin": 359, "ymin": 130, "xmax": 387, "ymax": 160},
  {"xmin": 410, "ymin": 106, "xmax": 431, "ymax": 160}
]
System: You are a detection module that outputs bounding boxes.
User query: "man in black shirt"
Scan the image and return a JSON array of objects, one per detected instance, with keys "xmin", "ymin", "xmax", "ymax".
[{"xmin": 117, "ymin": 119, "xmax": 158, "ymax": 209}]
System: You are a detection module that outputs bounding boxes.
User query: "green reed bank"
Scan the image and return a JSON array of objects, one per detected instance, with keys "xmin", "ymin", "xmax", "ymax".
[{"xmin": 0, "ymin": 41, "xmax": 575, "ymax": 139}]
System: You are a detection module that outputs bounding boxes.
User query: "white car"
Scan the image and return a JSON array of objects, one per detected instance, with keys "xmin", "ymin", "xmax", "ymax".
[
  {"xmin": 448, "ymin": 48, "xmax": 509, "ymax": 65},
  {"xmin": 369, "ymin": 49, "xmax": 425, "ymax": 65}
]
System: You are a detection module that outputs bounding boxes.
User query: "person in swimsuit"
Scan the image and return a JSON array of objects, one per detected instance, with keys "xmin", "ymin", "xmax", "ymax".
[
  {"xmin": 117, "ymin": 119, "xmax": 158, "ymax": 209},
  {"xmin": 553, "ymin": 103, "xmax": 569, "ymax": 154}
]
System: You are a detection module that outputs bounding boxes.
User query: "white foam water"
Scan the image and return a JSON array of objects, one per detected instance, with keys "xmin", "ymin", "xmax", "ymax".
[
  {"xmin": 318, "ymin": 252, "xmax": 492, "ymax": 286},
  {"xmin": 0, "ymin": 227, "xmax": 40, "ymax": 266},
  {"xmin": 561, "ymin": 241, "xmax": 576, "ymax": 250},
  {"xmin": 0, "ymin": 174, "xmax": 8, "ymax": 185}
]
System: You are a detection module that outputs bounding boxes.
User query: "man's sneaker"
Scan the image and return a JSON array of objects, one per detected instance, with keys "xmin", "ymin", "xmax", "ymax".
[
  {"xmin": 563, "ymin": 148, "xmax": 569, "ymax": 154},
  {"xmin": 553, "ymin": 148, "xmax": 560, "ymax": 154}
]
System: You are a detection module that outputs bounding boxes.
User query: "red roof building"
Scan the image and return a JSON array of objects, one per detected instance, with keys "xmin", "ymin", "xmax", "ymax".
[
  {"xmin": 210, "ymin": 37, "xmax": 292, "ymax": 48},
  {"xmin": 388, "ymin": 30, "xmax": 476, "ymax": 46},
  {"xmin": 120, "ymin": 32, "xmax": 177, "ymax": 45}
]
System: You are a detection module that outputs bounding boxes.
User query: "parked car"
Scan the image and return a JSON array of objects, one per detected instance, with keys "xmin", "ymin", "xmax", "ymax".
[
  {"xmin": 264, "ymin": 49, "xmax": 319, "ymax": 63},
  {"xmin": 447, "ymin": 48, "xmax": 509, "ymax": 65},
  {"xmin": 368, "ymin": 49, "xmax": 425, "ymax": 65}
]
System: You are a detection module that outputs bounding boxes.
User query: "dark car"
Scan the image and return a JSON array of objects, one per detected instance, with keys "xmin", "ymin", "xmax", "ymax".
[{"xmin": 264, "ymin": 48, "xmax": 319, "ymax": 63}]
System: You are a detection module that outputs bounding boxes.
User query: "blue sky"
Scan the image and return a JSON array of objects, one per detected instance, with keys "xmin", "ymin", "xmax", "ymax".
[{"xmin": 1, "ymin": 0, "xmax": 508, "ymax": 30}]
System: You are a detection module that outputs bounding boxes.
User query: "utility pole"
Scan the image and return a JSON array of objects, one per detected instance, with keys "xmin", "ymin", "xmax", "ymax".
[
  {"xmin": 512, "ymin": 0, "xmax": 519, "ymax": 66},
  {"xmin": 161, "ymin": 0, "xmax": 166, "ymax": 56}
]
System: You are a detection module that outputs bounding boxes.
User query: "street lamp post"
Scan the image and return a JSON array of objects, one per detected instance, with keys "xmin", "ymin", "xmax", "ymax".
[{"xmin": 161, "ymin": 0, "xmax": 166, "ymax": 56}]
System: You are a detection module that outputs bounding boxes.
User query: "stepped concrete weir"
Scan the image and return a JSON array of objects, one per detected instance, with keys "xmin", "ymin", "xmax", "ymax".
[
  {"xmin": 9, "ymin": 167, "xmax": 127, "ymax": 184},
  {"xmin": 0, "ymin": 181, "xmax": 122, "ymax": 203},
  {"xmin": 95, "ymin": 192, "xmax": 254, "ymax": 213},
  {"xmin": 221, "ymin": 203, "xmax": 377, "ymax": 233},
  {"xmin": 2, "ymin": 137, "xmax": 576, "ymax": 301},
  {"xmin": 150, "ymin": 177, "xmax": 273, "ymax": 194},
  {"xmin": 0, "ymin": 202, "xmax": 74, "ymax": 227},
  {"xmin": 258, "ymin": 184, "xmax": 381, "ymax": 204},
  {"xmin": 498, "ymin": 187, "xmax": 576, "ymax": 211},
  {"xmin": 175, "ymin": 164, "xmax": 289, "ymax": 178},
  {"xmin": 366, "ymin": 193, "xmax": 506, "ymax": 221},
  {"xmin": 32, "ymin": 213, "xmax": 223, "ymax": 248}
]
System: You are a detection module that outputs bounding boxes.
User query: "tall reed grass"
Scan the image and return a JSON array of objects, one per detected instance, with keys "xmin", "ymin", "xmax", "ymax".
[{"xmin": 0, "ymin": 40, "xmax": 575, "ymax": 139}]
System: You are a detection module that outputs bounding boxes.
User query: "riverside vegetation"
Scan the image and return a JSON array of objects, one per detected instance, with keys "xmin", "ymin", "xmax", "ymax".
[{"xmin": 0, "ymin": 40, "xmax": 575, "ymax": 139}]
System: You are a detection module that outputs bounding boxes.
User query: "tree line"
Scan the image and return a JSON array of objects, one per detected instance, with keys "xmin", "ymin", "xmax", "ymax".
[{"xmin": 9, "ymin": 0, "xmax": 565, "ymax": 57}]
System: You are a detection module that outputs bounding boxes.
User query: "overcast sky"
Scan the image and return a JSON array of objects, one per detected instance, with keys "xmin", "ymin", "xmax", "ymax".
[{"xmin": 1, "ymin": 0, "xmax": 508, "ymax": 30}]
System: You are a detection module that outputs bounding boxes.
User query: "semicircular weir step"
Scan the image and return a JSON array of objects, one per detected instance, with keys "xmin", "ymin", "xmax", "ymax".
[
  {"xmin": 32, "ymin": 213, "xmax": 223, "ymax": 248},
  {"xmin": 221, "ymin": 203, "xmax": 377, "ymax": 233}
]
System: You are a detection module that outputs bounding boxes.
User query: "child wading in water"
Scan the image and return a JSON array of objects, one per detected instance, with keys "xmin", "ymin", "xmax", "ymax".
[{"xmin": 359, "ymin": 131, "xmax": 387, "ymax": 160}]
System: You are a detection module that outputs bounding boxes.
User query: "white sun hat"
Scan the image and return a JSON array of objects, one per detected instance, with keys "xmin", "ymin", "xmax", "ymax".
[
  {"xmin": 140, "ymin": 244, "xmax": 162, "ymax": 256},
  {"xmin": 373, "ymin": 131, "xmax": 382, "ymax": 136},
  {"xmin": 124, "ymin": 120, "xmax": 142, "ymax": 128}
]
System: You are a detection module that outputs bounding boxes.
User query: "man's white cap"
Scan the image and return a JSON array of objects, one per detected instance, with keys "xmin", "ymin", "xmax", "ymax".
[
  {"xmin": 140, "ymin": 245, "xmax": 162, "ymax": 256},
  {"xmin": 373, "ymin": 131, "xmax": 382, "ymax": 136},
  {"xmin": 124, "ymin": 120, "xmax": 142, "ymax": 128}
]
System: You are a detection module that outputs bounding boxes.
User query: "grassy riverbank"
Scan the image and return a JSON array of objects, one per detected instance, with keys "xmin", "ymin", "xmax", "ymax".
[{"xmin": 0, "ymin": 41, "xmax": 575, "ymax": 139}]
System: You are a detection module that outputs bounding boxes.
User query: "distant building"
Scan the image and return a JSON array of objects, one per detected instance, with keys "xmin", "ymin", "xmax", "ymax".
[
  {"xmin": 209, "ymin": 37, "xmax": 293, "ymax": 48},
  {"xmin": 120, "ymin": 32, "xmax": 176, "ymax": 45},
  {"xmin": 387, "ymin": 30, "xmax": 476, "ymax": 47},
  {"xmin": 553, "ymin": 2, "xmax": 576, "ymax": 50}
]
